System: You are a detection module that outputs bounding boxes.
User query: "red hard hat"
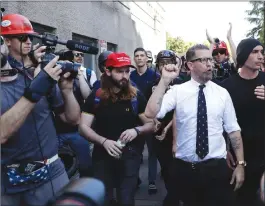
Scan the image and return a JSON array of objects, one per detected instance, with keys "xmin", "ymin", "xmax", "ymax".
[
  {"xmin": 213, "ymin": 41, "xmax": 229, "ymax": 55},
  {"xmin": 1, "ymin": 14, "xmax": 37, "ymax": 36}
]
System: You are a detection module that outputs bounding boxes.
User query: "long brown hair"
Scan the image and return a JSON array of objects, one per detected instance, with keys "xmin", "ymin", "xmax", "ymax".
[{"xmin": 99, "ymin": 73, "xmax": 137, "ymax": 102}]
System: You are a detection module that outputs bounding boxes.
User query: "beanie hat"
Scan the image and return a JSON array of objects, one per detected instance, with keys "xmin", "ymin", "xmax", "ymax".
[{"xmin": 236, "ymin": 38, "xmax": 262, "ymax": 68}]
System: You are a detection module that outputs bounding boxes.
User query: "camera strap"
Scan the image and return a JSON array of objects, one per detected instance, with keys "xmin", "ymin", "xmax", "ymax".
[{"xmin": 8, "ymin": 55, "xmax": 33, "ymax": 80}]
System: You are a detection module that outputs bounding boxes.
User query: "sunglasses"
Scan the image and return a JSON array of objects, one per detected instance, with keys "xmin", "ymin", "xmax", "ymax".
[
  {"xmin": 9, "ymin": 35, "xmax": 33, "ymax": 42},
  {"xmin": 212, "ymin": 49, "xmax": 226, "ymax": 56},
  {"xmin": 74, "ymin": 53, "xmax": 84, "ymax": 57}
]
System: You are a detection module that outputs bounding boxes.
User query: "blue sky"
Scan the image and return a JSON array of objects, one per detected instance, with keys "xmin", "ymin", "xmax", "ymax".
[{"xmin": 162, "ymin": 2, "xmax": 253, "ymax": 46}]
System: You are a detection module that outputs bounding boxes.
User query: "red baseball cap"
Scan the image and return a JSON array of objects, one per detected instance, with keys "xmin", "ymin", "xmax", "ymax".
[{"xmin": 106, "ymin": 52, "xmax": 136, "ymax": 69}]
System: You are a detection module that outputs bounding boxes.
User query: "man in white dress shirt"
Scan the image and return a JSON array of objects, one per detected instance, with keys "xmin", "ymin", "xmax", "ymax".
[{"xmin": 145, "ymin": 44, "xmax": 245, "ymax": 206}]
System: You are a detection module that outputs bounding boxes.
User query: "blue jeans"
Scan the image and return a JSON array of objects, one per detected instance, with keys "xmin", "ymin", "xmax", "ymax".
[
  {"xmin": 58, "ymin": 132, "xmax": 92, "ymax": 177},
  {"xmin": 146, "ymin": 135, "xmax": 157, "ymax": 182}
]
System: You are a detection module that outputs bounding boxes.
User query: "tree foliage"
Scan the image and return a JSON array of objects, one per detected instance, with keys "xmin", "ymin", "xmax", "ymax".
[
  {"xmin": 245, "ymin": 1, "xmax": 265, "ymax": 44},
  {"xmin": 203, "ymin": 40, "xmax": 210, "ymax": 47},
  {"xmin": 166, "ymin": 32, "xmax": 194, "ymax": 55}
]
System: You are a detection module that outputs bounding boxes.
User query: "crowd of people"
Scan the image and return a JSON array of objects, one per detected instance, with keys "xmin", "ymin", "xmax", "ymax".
[{"xmin": 1, "ymin": 12, "xmax": 265, "ymax": 206}]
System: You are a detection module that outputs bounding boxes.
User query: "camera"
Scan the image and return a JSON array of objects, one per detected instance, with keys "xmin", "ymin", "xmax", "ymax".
[
  {"xmin": 42, "ymin": 52, "xmax": 80, "ymax": 79},
  {"xmin": 36, "ymin": 33, "xmax": 80, "ymax": 79},
  {"xmin": 55, "ymin": 49, "xmax": 75, "ymax": 62},
  {"xmin": 46, "ymin": 178, "xmax": 105, "ymax": 206},
  {"xmin": 30, "ymin": 32, "xmax": 99, "ymax": 79}
]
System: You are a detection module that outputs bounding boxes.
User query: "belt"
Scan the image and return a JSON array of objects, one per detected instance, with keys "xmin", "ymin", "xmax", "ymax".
[
  {"xmin": 35, "ymin": 154, "xmax": 59, "ymax": 165},
  {"xmin": 5, "ymin": 154, "xmax": 59, "ymax": 169},
  {"xmin": 174, "ymin": 158, "xmax": 223, "ymax": 170}
]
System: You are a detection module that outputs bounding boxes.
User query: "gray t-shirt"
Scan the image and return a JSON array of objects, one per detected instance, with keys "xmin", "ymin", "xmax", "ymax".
[{"xmin": 1, "ymin": 73, "xmax": 66, "ymax": 193}]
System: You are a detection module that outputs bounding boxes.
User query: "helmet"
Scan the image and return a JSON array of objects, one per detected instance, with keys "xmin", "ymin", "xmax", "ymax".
[
  {"xmin": 146, "ymin": 50, "xmax": 153, "ymax": 62},
  {"xmin": 213, "ymin": 38, "xmax": 229, "ymax": 55},
  {"xmin": 98, "ymin": 50, "xmax": 113, "ymax": 73},
  {"xmin": 1, "ymin": 14, "xmax": 36, "ymax": 36},
  {"xmin": 155, "ymin": 50, "xmax": 176, "ymax": 64}
]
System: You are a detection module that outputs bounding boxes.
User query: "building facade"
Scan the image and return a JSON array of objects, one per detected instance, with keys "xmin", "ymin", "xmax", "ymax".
[{"xmin": 2, "ymin": 1, "xmax": 166, "ymax": 76}]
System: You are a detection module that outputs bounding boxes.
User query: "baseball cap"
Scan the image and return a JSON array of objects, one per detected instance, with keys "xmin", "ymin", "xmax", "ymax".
[{"xmin": 106, "ymin": 52, "xmax": 136, "ymax": 69}]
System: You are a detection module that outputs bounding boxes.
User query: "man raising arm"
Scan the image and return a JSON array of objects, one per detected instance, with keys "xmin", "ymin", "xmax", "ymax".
[{"xmin": 145, "ymin": 64, "xmax": 180, "ymax": 119}]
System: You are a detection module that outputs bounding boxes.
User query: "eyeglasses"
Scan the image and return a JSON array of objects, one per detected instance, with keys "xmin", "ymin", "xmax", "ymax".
[
  {"xmin": 190, "ymin": 58, "xmax": 214, "ymax": 64},
  {"xmin": 9, "ymin": 35, "xmax": 33, "ymax": 43},
  {"xmin": 212, "ymin": 49, "xmax": 226, "ymax": 56},
  {"xmin": 74, "ymin": 53, "xmax": 84, "ymax": 57}
]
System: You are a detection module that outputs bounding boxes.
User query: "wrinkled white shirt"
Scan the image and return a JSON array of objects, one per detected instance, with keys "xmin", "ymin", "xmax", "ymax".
[{"xmin": 157, "ymin": 78, "xmax": 240, "ymax": 162}]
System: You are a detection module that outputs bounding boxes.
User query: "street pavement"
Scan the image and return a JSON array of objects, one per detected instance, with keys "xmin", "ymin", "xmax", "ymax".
[{"xmin": 135, "ymin": 145, "xmax": 167, "ymax": 206}]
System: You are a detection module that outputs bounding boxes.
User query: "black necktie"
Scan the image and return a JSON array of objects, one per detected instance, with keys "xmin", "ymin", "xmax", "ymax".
[{"xmin": 196, "ymin": 84, "xmax": 209, "ymax": 159}]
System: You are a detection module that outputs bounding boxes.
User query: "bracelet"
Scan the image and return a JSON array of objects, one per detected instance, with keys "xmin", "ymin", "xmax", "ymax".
[
  {"xmin": 102, "ymin": 138, "xmax": 107, "ymax": 146},
  {"xmin": 133, "ymin": 127, "xmax": 140, "ymax": 136}
]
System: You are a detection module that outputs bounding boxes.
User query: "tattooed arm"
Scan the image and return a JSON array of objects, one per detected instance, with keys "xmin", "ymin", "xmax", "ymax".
[
  {"xmin": 228, "ymin": 130, "xmax": 245, "ymax": 191},
  {"xmin": 145, "ymin": 81, "xmax": 178, "ymax": 119},
  {"xmin": 228, "ymin": 131, "xmax": 244, "ymax": 162},
  {"xmin": 145, "ymin": 63, "xmax": 180, "ymax": 119},
  {"xmin": 145, "ymin": 79, "xmax": 169, "ymax": 119},
  {"xmin": 223, "ymin": 90, "xmax": 244, "ymax": 162},
  {"xmin": 225, "ymin": 133, "xmax": 236, "ymax": 169},
  {"xmin": 222, "ymin": 90, "xmax": 245, "ymax": 190}
]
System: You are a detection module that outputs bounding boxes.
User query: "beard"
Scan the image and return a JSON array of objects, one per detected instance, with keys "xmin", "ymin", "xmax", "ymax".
[
  {"xmin": 111, "ymin": 77, "xmax": 129, "ymax": 90},
  {"xmin": 100, "ymin": 73, "xmax": 137, "ymax": 102},
  {"xmin": 101, "ymin": 73, "xmax": 131, "ymax": 93}
]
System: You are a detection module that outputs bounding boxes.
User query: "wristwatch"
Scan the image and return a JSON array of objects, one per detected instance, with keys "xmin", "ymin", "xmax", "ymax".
[{"xmin": 237, "ymin": 161, "xmax": 247, "ymax": 167}]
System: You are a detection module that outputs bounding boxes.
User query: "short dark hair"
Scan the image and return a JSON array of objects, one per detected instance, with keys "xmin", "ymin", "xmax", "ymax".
[
  {"xmin": 134, "ymin": 47, "xmax": 147, "ymax": 56},
  {"xmin": 186, "ymin": 44, "xmax": 209, "ymax": 62}
]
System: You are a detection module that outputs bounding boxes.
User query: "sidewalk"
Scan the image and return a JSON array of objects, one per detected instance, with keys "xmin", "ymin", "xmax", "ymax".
[{"xmin": 135, "ymin": 145, "xmax": 166, "ymax": 206}]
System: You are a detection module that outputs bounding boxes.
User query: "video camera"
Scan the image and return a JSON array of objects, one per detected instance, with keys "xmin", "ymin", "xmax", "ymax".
[
  {"xmin": 29, "ymin": 32, "xmax": 99, "ymax": 79},
  {"xmin": 46, "ymin": 178, "xmax": 105, "ymax": 206}
]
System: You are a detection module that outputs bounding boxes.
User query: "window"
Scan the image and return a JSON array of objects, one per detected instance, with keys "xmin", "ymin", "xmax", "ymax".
[
  {"xmin": 31, "ymin": 22, "xmax": 56, "ymax": 47},
  {"xmin": 107, "ymin": 42, "xmax": 117, "ymax": 52},
  {"xmin": 72, "ymin": 33, "xmax": 98, "ymax": 70}
]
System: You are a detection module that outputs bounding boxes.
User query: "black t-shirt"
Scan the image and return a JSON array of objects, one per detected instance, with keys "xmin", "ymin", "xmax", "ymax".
[
  {"xmin": 221, "ymin": 72, "xmax": 265, "ymax": 161},
  {"xmin": 82, "ymin": 90, "xmax": 147, "ymax": 157},
  {"xmin": 54, "ymin": 79, "xmax": 84, "ymax": 134}
]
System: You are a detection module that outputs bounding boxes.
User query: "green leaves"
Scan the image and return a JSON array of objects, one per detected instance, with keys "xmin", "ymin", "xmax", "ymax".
[
  {"xmin": 245, "ymin": 1, "xmax": 264, "ymax": 44},
  {"xmin": 166, "ymin": 32, "xmax": 195, "ymax": 55}
]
